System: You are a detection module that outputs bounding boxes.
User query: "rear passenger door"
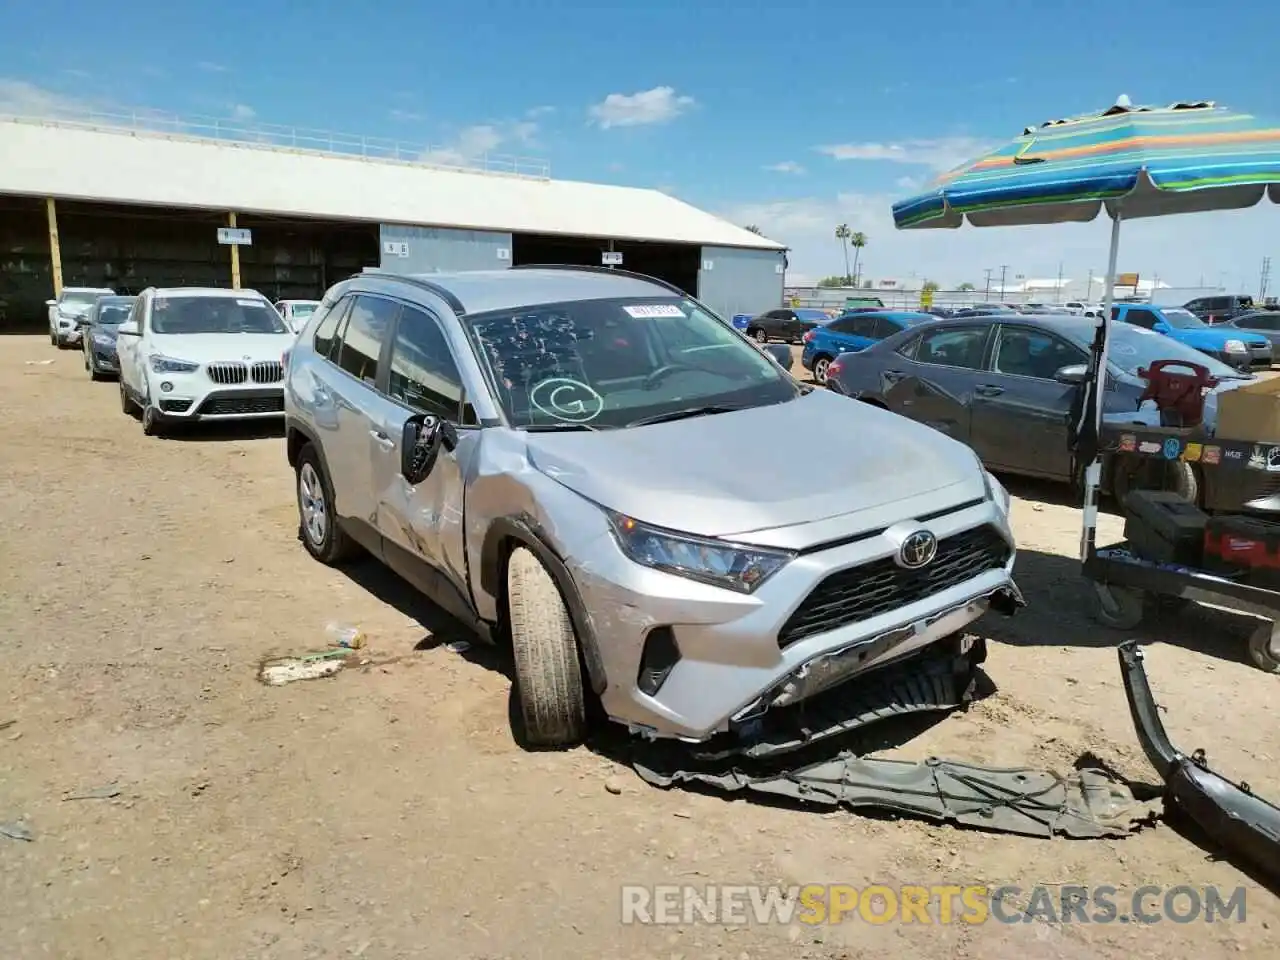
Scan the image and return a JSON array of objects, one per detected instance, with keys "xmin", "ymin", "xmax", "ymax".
[
  {"xmin": 320, "ymin": 294, "xmax": 400, "ymax": 539},
  {"xmin": 371, "ymin": 303, "xmax": 477, "ymax": 609}
]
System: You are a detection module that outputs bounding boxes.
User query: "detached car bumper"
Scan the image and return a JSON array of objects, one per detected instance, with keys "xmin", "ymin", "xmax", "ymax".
[{"xmin": 572, "ymin": 497, "xmax": 1019, "ymax": 743}]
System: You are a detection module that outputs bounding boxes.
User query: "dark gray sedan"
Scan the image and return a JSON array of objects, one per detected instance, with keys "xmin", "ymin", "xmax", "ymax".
[
  {"xmin": 80, "ymin": 295, "xmax": 134, "ymax": 380},
  {"xmin": 824, "ymin": 313, "xmax": 1258, "ymax": 507},
  {"xmin": 1223, "ymin": 310, "xmax": 1280, "ymax": 350}
]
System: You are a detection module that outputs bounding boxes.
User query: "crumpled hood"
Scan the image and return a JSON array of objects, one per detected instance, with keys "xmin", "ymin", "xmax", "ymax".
[
  {"xmin": 524, "ymin": 389, "xmax": 983, "ymax": 538},
  {"xmin": 151, "ymin": 332, "xmax": 295, "ymax": 363}
]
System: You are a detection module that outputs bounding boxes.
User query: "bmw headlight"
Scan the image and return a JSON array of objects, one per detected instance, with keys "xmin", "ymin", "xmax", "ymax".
[
  {"xmin": 983, "ymin": 469, "xmax": 1011, "ymax": 514},
  {"xmin": 1223, "ymin": 339, "xmax": 1247, "ymax": 354},
  {"xmin": 93, "ymin": 333, "xmax": 115, "ymax": 346},
  {"xmin": 606, "ymin": 512, "xmax": 794, "ymax": 594},
  {"xmin": 148, "ymin": 354, "xmax": 200, "ymax": 374}
]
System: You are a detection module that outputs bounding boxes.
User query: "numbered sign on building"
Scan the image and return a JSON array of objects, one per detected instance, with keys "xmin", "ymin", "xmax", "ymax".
[
  {"xmin": 217, "ymin": 227, "xmax": 252, "ymax": 246},
  {"xmin": 602, "ymin": 251, "xmax": 623, "ymax": 266}
]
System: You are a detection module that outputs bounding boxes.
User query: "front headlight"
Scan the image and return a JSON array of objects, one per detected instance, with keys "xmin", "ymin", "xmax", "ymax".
[
  {"xmin": 1223, "ymin": 339, "xmax": 1247, "ymax": 353},
  {"xmin": 983, "ymin": 469, "xmax": 1011, "ymax": 514},
  {"xmin": 606, "ymin": 512, "xmax": 794, "ymax": 594},
  {"xmin": 148, "ymin": 354, "xmax": 200, "ymax": 374},
  {"xmin": 93, "ymin": 333, "xmax": 114, "ymax": 346}
]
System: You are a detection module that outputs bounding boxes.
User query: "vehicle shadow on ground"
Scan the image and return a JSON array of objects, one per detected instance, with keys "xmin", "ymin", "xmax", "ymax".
[
  {"xmin": 986, "ymin": 547, "xmax": 1261, "ymax": 668},
  {"xmin": 162, "ymin": 420, "xmax": 287, "ymax": 442}
]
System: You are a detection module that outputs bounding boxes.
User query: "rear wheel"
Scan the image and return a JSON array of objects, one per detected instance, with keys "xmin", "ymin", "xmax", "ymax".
[
  {"xmin": 506, "ymin": 547, "xmax": 586, "ymax": 747},
  {"xmin": 812, "ymin": 355, "xmax": 832, "ymax": 384},
  {"xmin": 752, "ymin": 327, "xmax": 768, "ymax": 343},
  {"xmin": 1090, "ymin": 583, "xmax": 1146, "ymax": 631}
]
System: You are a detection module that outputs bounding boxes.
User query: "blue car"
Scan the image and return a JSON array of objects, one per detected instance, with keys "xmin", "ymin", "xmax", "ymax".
[
  {"xmin": 801, "ymin": 310, "xmax": 935, "ymax": 384},
  {"xmin": 1112, "ymin": 303, "xmax": 1272, "ymax": 372}
]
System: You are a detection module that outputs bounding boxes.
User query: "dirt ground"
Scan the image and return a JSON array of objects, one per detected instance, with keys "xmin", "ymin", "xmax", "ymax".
[{"xmin": 2, "ymin": 335, "xmax": 1277, "ymax": 960}]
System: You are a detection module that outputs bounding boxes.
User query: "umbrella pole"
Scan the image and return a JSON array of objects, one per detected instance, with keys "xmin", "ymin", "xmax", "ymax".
[{"xmin": 1079, "ymin": 211, "xmax": 1123, "ymax": 562}]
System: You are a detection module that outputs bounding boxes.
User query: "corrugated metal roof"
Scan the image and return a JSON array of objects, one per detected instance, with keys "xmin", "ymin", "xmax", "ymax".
[{"xmin": 0, "ymin": 117, "xmax": 783, "ymax": 251}]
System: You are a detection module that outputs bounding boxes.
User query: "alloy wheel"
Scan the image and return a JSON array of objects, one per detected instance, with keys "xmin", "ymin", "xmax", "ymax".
[{"xmin": 299, "ymin": 462, "xmax": 327, "ymax": 546}]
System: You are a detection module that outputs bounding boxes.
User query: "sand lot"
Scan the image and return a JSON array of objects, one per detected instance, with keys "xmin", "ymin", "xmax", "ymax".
[{"xmin": 1, "ymin": 335, "xmax": 1277, "ymax": 960}]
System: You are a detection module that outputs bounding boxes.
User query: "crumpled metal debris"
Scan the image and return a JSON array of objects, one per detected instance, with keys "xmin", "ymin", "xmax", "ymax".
[{"xmin": 635, "ymin": 754, "xmax": 1152, "ymax": 839}]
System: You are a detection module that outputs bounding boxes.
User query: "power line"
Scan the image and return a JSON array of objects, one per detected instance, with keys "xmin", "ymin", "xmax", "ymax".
[{"xmin": 1261, "ymin": 257, "xmax": 1272, "ymax": 301}]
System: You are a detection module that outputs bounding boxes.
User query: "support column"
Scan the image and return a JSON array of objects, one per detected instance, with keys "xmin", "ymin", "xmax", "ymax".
[
  {"xmin": 228, "ymin": 211, "xmax": 242, "ymax": 289},
  {"xmin": 46, "ymin": 198, "xmax": 63, "ymax": 298}
]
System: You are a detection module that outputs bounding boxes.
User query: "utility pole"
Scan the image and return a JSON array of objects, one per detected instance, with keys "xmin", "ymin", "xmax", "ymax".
[
  {"xmin": 998, "ymin": 265, "xmax": 1009, "ymax": 299},
  {"xmin": 984, "ymin": 268, "xmax": 993, "ymax": 299},
  {"xmin": 1261, "ymin": 257, "xmax": 1272, "ymax": 301},
  {"xmin": 1056, "ymin": 261, "xmax": 1064, "ymax": 304}
]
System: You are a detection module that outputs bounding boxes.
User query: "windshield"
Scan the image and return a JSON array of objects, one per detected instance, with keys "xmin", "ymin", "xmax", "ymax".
[
  {"xmin": 61, "ymin": 291, "xmax": 103, "ymax": 309},
  {"xmin": 97, "ymin": 303, "xmax": 132, "ymax": 325},
  {"xmin": 151, "ymin": 296, "xmax": 289, "ymax": 335},
  {"xmin": 1160, "ymin": 308, "xmax": 1205, "ymax": 329},
  {"xmin": 464, "ymin": 297, "xmax": 799, "ymax": 430},
  {"xmin": 1084, "ymin": 324, "xmax": 1246, "ymax": 380}
]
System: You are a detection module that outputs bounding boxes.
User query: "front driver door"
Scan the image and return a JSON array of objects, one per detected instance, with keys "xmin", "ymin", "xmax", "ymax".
[
  {"xmin": 968, "ymin": 323, "xmax": 1088, "ymax": 479},
  {"xmin": 370, "ymin": 303, "xmax": 474, "ymax": 609},
  {"xmin": 882, "ymin": 323, "xmax": 991, "ymax": 445}
]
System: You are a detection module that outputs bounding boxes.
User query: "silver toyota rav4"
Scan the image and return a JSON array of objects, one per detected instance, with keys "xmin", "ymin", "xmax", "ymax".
[{"xmin": 284, "ymin": 267, "xmax": 1022, "ymax": 749}]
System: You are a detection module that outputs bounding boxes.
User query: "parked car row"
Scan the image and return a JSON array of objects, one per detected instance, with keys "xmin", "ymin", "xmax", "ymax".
[{"xmin": 54, "ymin": 266, "xmax": 1021, "ymax": 753}]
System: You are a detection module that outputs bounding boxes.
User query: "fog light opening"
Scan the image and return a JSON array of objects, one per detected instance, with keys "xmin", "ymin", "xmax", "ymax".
[
  {"xmin": 160, "ymin": 381, "xmax": 174, "ymax": 392},
  {"xmin": 637, "ymin": 626, "xmax": 681, "ymax": 697}
]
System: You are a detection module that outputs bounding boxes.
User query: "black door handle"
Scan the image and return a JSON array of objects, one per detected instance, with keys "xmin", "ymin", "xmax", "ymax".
[{"xmin": 974, "ymin": 384, "xmax": 1005, "ymax": 397}]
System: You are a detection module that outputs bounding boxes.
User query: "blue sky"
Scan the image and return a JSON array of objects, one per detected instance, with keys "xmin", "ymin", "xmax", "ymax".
[{"xmin": 2, "ymin": 0, "xmax": 1278, "ymax": 293}]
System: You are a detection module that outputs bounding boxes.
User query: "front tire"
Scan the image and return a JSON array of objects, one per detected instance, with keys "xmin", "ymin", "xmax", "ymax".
[
  {"xmin": 506, "ymin": 547, "xmax": 586, "ymax": 747},
  {"xmin": 1247, "ymin": 622, "xmax": 1280, "ymax": 673},
  {"xmin": 141, "ymin": 404, "xmax": 166, "ymax": 437},
  {"xmin": 296, "ymin": 444, "xmax": 359, "ymax": 565},
  {"xmin": 119, "ymin": 379, "xmax": 140, "ymax": 417},
  {"xmin": 751, "ymin": 328, "xmax": 768, "ymax": 343}
]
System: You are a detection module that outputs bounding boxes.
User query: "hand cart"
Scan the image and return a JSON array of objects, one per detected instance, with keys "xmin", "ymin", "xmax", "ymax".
[{"xmin": 1082, "ymin": 422, "xmax": 1280, "ymax": 673}]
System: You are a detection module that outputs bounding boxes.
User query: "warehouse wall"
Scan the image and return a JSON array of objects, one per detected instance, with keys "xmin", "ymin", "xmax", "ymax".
[
  {"xmin": 697, "ymin": 246, "xmax": 785, "ymax": 321},
  {"xmin": 379, "ymin": 224, "xmax": 512, "ymax": 273}
]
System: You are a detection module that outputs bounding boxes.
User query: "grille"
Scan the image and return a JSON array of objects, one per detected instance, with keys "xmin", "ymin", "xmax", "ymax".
[
  {"xmin": 207, "ymin": 362, "xmax": 248, "ymax": 384},
  {"xmin": 251, "ymin": 360, "xmax": 284, "ymax": 383},
  {"xmin": 197, "ymin": 394, "xmax": 285, "ymax": 416},
  {"xmin": 777, "ymin": 525, "xmax": 1012, "ymax": 648}
]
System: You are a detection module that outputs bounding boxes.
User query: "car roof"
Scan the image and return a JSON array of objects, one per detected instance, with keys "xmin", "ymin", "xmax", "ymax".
[
  {"xmin": 351, "ymin": 267, "xmax": 680, "ymax": 316},
  {"xmin": 152, "ymin": 287, "xmax": 270, "ymax": 299},
  {"xmin": 63, "ymin": 286, "xmax": 114, "ymax": 293},
  {"xmin": 279, "ymin": 298, "xmax": 320, "ymax": 304}
]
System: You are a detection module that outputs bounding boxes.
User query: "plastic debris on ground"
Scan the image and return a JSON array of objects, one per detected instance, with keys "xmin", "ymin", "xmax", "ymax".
[
  {"xmin": 258, "ymin": 648, "xmax": 352, "ymax": 686},
  {"xmin": 0, "ymin": 821, "xmax": 34, "ymax": 841},
  {"xmin": 634, "ymin": 754, "xmax": 1156, "ymax": 839},
  {"xmin": 325, "ymin": 623, "xmax": 366, "ymax": 649},
  {"xmin": 63, "ymin": 784, "xmax": 122, "ymax": 801}
]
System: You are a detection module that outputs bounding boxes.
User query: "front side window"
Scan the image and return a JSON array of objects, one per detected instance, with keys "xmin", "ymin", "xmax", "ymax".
[
  {"xmin": 914, "ymin": 326, "xmax": 988, "ymax": 369},
  {"xmin": 463, "ymin": 297, "xmax": 797, "ymax": 429},
  {"xmin": 993, "ymin": 326, "xmax": 1086, "ymax": 379},
  {"xmin": 151, "ymin": 295, "xmax": 288, "ymax": 335},
  {"xmin": 313, "ymin": 297, "xmax": 352, "ymax": 359},
  {"xmin": 335, "ymin": 295, "xmax": 398, "ymax": 384},
  {"xmin": 388, "ymin": 306, "xmax": 467, "ymax": 420}
]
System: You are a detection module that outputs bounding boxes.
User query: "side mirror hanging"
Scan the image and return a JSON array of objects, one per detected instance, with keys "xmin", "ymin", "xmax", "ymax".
[{"xmin": 400, "ymin": 415, "xmax": 459, "ymax": 484}]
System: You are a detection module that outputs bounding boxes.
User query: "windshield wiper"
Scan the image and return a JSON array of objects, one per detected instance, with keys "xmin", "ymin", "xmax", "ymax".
[
  {"xmin": 626, "ymin": 404, "xmax": 748, "ymax": 427},
  {"xmin": 523, "ymin": 422, "xmax": 599, "ymax": 432}
]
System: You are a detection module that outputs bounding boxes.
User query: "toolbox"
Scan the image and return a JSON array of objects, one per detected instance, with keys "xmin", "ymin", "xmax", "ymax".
[
  {"xmin": 1203, "ymin": 515, "xmax": 1280, "ymax": 571},
  {"xmin": 1122, "ymin": 490, "xmax": 1209, "ymax": 566}
]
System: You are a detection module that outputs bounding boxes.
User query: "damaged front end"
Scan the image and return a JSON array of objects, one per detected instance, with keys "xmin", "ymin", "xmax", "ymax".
[
  {"xmin": 690, "ymin": 584, "xmax": 1025, "ymax": 761},
  {"xmin": 1118, "ymin": 641, "xmax": 1280, "ymax": 887}
]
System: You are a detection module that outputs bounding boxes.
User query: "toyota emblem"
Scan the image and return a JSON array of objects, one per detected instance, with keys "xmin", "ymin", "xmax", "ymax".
[{"xmin": 897, "ymin": 530, "xmax": 937, "ymax": 569}]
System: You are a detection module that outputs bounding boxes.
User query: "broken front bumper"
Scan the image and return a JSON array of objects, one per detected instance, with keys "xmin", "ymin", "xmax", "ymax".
[{"xmin": 1118, "ymin": 641, "xmax": 1280, "ymax": 887}]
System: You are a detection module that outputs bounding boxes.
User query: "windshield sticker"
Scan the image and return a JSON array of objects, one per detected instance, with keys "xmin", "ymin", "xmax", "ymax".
[
  {"xmin": 1111, "ymin": 343, "xmax": 1137, "ymax": 356},
  {"xmin": 623, "ymin": 304, "xmax": 685, "ymax": 319},
  {"xmin": 529, "ymin": 378, "xmax": 604, "ymax": 423}
]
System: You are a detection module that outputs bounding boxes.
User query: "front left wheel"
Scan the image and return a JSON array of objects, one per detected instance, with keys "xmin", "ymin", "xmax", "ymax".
[{"xmin": 506, "ymin": 547, "xmax": 587, "ymax": 747}]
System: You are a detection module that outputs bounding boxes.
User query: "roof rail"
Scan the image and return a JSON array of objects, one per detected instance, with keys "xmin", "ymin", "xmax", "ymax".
[
  {"xmin": 355, "ymin": 270, "xmax": 467, "ymax": 315},
  {"xmin": 509, "ymin": 263, "xmax": 687, "ymax": 298}
]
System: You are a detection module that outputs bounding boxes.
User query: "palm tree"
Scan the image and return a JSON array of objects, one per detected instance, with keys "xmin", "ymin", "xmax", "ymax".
[
  {"xmin": 849, "ymin": 231, "xmax": 868, "ymax": 287},
  {"xmin": 744, "ymin": 224, "xmax": 763, "ymax": 235},
  {"xmin": 835, "ymin": 224, "xmax": 852, "ymax": 285}
]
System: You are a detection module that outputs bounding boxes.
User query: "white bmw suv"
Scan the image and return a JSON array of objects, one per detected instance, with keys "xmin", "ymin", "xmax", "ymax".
[{"xmin": 115, "ymin": 287, "xmax": 297, "ymax": 436}]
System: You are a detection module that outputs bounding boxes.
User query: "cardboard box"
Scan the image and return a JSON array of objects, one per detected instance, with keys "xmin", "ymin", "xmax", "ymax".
[{"xmin": 1215, "ymin": 378, "xmax": 1280, "ymax": 442}]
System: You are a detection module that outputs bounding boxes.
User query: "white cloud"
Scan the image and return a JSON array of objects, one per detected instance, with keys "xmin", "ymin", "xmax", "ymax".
[
  {"xmin": 765, "ymin": 160, "xmax": 806, "ymax": 175},
  {"xmin": 895, "ymin": 175, "xmax": 923, "ymax": 191},
  {"xmin": 198, "ymin": 61, "xmax": 227, "ymax": 73},
  {"xmin": 389, "ymin": 107, "xmax": 424, "ymax": 122},
  {"xmin": 230, "ymin": 103, "xmax": 255, "ymax": 121},
  {"xmin": 526, "ymin": 105, "xmax": 556, "ymax": 118},
  {"xmin": 0, "ymin": 79, "xmax": 92, "ymax": 118},
  {"xmin": 816, "ymin": 136, "xmax": 996, "ymax": 171},
  {"xmin": 588, "ymin": 86, "xmax": 694, "ymax": 129},
  {"xmin": 718, "ymin": 191, "xmax": 1279, "ymax": 293},
  {"xmin": 420, "ymin": 118, "xmax": 540, "ymax": 166}
]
